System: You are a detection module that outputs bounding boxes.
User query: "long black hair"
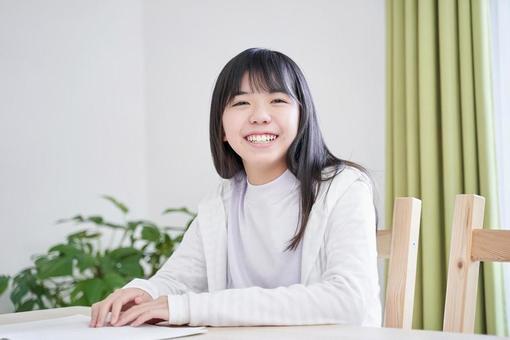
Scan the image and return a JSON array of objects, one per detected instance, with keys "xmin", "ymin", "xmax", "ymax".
[{"xmin": 210, "ymin": 48, "xmax": 372, "ymax": 250}]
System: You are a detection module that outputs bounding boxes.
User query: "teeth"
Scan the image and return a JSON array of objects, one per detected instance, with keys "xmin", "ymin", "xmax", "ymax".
[{"xmin": 246, "ymin": 134, "xmax": 277, "ymax": 143}]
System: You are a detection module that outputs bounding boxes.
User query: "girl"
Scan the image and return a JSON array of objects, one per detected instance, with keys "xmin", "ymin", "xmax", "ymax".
[{"xmin": 90, "ymin": 48, "xmax": 381, "ymax": 328}]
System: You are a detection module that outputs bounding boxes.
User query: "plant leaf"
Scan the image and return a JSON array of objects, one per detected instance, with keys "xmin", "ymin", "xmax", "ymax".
[
  {"xmin": 174, "ymin": 234, "xmax": 184, "ymax": 243},
  {"xmin": 70, "ymin": 281, "xmax": 85, "ymax": 302},
  {"xmin": 103, "ymin": 272, "xmax": 127, "ymax": 291},
  {"xmin": 48, "ymin": 244, "xmax": 82, "ymax": 257},
  {"xmin": 18, "ymin": 299, "xmax": 36, "ymax": 312},
  {"xmin": 0, "ymin": 275, "xmax": 9, "ymax": 295},
  {"xmin": 102, "ymin": 195, "xmax": 129, "ymax": 214},
  {"xmin": 69, "ymin": 289, "xmax": 89, "ymax": 306},
  {"xmin": 83, "ymin": 278, "xmax": 107, "ymax": 304},
  {"xmin": 10, "ymin": 283, "xmax": 29, "ymax": 305},
  {"xmin": 76, "ymin": 253, "xmax": 96, "ymax": 271},
  {"xmin": 184, "ymin": 217, "xmax": 196, "ymax": 230},
  {"xmin": 56, "ymin": 215, "xmax": 85, "ymax": 224},
  {"xmin": 127, "ymin": 220, "xmax": 144, "ymax": 232},
  {"xmin": 70, "ymin": 216, "xmax": 122, "ymax": 228},
  {"xmin": 116, "ymin": 255, "xmax": 144, "ymax": 278},
  {"xmin": 67, "ymin": 230, "xmax": 101, "ymax": 243},
  {"xmin": 87, "ymin": 215, "xmax": 104, "ymax": 225},
  {"xmin": 156, "ymin": 234, "xmax": 174, "ymax": 256},
  {"xmin": 103, "ymin": 222, "xmax": 125, "ymax": 229},
  {"xmin": 35, "ymin": 257, "xmax": 73, "ymax": 279},
  {"xmin": 141, "ymin": 225, "xmax": 160, "ymax": 242},
  {"xmin": 162, "ymin": 207, "xmax": 196, "ymax": 217},
  {"xmin": 73, "ymin": 278, "xmax": 107, "ymax": 305},
  {"xmin": 99, "ymin": 255, "xmax": 115, "ymax": 274},
  {"xmin": 29, "ymin": 281, "xmax": 47, "ymax": 297},
  {"xmin": 109, "ymin": 247, "xmax": 141, "ymax": 260}
]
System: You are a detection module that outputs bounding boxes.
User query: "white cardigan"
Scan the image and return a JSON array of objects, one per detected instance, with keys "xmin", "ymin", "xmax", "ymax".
[{"xmin": 125, "ymin": 166, "xmax": 382, "ymax": 327}]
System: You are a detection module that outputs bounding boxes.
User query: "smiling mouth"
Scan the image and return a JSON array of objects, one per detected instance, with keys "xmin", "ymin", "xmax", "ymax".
[{"xmin": 244, "ymin": 134, "xmax": 279, "ymax": 144}]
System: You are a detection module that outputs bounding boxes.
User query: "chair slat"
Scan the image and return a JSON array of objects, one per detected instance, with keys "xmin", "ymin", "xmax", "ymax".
[
  {"xmin": 377, "ymin": 230, "xmax": 392, "ymax": 259},
  {"xmin": 443, "ymin": 194, "xmax": 485, "ymax": 333},
  {"xmin": 471, "ymin": 229, "xmax": 510, "ymax": 262},
  {"xmin": 383, "ymin": 197, "xmax": 422, "ymax": 329}
]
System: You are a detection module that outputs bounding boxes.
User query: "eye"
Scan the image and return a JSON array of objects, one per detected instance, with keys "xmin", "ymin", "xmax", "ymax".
[
  {"xmin": 232, "ymin": 101, "xmax": 249, "ymax": 107},
  {"xmin": 272, "ymin": 98, "xmax": 287, "ymax": 104}
]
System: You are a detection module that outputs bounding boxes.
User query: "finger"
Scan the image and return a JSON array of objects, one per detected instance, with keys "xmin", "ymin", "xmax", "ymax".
[
  {"xmin": 89, "ymin": 303, "xmax": 98, "ymax": 327},
  {"xmin": 96, "ymin": 298, "xmax": 114, "ymax": 327},
  {"xmin": 114, "ymin": 304, "xmax": 146, "ymax": 327},
  {"xmin": 114, "ymin": 297, "xmax": 160, "ymax": 327},
  {"xmin": 111, "ymin": 293, "xmax": 139, "ymax": 324},
  {"xmin": 130, "ymin": 310, "xmax": 155, "ymax": 327},
  {"xmin": 110, "ymin": 300, "xmax": 123, "ymax": 325}
]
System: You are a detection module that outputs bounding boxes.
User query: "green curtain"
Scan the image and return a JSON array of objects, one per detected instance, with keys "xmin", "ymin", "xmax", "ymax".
[{"xmin": 385, "ymin": 0, "xmax": 507, "ymax": 335}]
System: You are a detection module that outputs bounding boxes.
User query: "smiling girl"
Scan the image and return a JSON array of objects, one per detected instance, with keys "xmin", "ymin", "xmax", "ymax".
[{"xmin": 90, "ymin": 48, "xmax": 381, "ymax": 327}]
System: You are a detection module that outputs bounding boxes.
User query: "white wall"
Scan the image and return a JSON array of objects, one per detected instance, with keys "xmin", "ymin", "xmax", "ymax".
[
  {"xmin": 143, "ymin": 0, "xmax": 386, "ymax": 222},
  {"xmin": 0, "ymin": 0, "xmax": 385, "ymax": 313},
  {"xmin": 0, "ymin": 0, "xmax": 147, "ymax": 312}
]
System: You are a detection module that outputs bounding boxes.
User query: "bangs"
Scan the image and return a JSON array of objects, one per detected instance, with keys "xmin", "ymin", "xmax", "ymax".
[{"xmin": 222, "ymin": 52, "xmax": 300, "ymax": 107}]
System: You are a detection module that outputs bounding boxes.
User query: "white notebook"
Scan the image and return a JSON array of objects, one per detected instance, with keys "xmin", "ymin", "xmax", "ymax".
[{"xmin": 0, "ymin": 314, "xmax": 206, "ymax": 340}]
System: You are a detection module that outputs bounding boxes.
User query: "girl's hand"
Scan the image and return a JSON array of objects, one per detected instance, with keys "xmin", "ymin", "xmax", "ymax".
[
  {"xmin": 90, "ymin": 288, "xmax": 152, "ymax": 327},
  {"xmin": 112, "ymin": 295, "xmax": 169, "ymax": 327}
]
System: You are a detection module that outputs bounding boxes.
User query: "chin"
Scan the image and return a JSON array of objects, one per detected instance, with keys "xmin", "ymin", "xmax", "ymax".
[{"xmin": 246, "ymin": 156, "xmax": 285, "ymax": 167}]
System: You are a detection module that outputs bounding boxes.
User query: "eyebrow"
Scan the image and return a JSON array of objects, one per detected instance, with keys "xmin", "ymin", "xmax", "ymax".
[{"xmin": 233, "ymin": 90, "xmax": 289, "ymax": 96}]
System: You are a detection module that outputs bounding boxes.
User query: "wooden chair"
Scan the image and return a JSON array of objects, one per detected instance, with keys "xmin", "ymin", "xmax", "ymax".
[
  {"xmin": 377, "ymin": 197, "xmax": 422, "ymax": 329},
  {"xmin": 443, "ymin": 194, "xmax": 510, "ymax": 333}
]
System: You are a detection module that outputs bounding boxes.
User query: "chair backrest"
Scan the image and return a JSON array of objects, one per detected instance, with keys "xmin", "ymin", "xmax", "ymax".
[
  {"xmin": 377, "ymin": 197, "xmax": 422, "ymax": 329},
  {"xmin": 443, "ymin": 194, "xmax": 510, "ymax": 333}
]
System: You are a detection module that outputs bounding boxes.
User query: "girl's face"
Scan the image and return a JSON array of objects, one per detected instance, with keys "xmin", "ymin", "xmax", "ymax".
[{"xmin": 222, "ymin": 72, "xmax": 300, "ymax": 177}]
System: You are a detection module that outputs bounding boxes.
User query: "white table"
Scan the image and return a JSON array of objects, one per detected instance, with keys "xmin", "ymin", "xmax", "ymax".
[{"xmin": 0, "ymin": 307, "xmax": 506, "ymax": 339}]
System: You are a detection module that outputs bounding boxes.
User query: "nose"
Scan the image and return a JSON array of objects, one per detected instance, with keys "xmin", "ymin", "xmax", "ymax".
[{"xmin": 249, "ymin": 106, "xmax": 271, "ymax": 124}]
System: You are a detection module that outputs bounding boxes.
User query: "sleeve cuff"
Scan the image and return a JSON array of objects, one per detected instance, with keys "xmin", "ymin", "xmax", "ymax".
[
  {"xmin": 168, "ymin": 294, "xmax": 190, "ymax": 325},
  {"xmin": 122, "ymin": 278, "xmax": 159, "ymax": 300}
]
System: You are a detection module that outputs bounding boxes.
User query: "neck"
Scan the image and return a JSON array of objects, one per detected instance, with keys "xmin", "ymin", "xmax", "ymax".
[{"xmin": 243, "ymin": 162, "xmax": 288, "ymax": 185}]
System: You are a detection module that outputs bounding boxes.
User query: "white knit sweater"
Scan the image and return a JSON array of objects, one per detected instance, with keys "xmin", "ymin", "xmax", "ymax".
[{"xmin": 124, "ymin": 166, "xmax": 382, "ymax": 327}]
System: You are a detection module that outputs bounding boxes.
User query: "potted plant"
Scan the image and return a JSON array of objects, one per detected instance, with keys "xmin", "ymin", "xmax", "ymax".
[{"xmin": 0, "ymin": 195, "xmax": 195, "ymax": 312}]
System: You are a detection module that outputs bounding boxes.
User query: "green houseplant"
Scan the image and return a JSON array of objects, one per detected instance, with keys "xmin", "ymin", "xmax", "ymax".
[{"xmin": 0, "ymin": 195, "xmax": 196, "ymax": 312}]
